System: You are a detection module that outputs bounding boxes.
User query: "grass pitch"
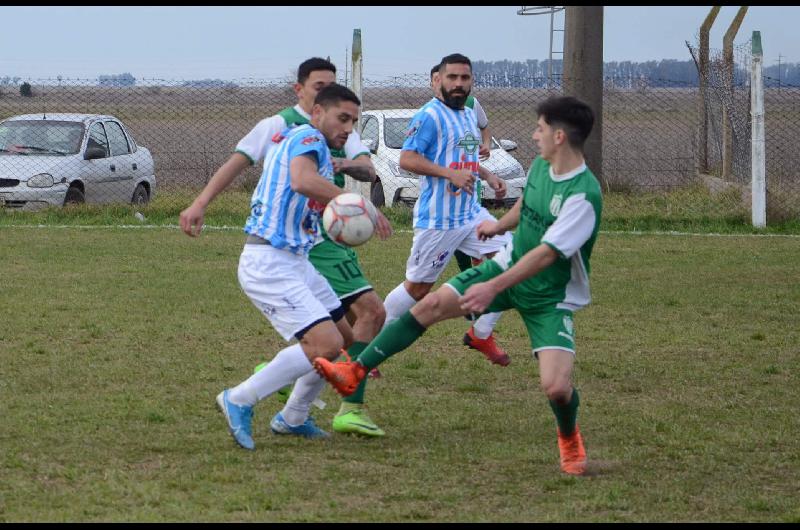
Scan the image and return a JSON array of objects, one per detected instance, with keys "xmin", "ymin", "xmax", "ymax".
[{"xmin": 1, "ymin": 221, "xmax": 798, "ymax": 522}]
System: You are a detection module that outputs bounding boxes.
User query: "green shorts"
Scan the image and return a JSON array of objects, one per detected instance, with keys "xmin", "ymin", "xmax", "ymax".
[
  {"xmin": 446, "ymin": 260, "xmax": 577, "ymax": 355},
  {"xmin": 309, "ymin": 236, "xmax": 373, "ymax": 309}
]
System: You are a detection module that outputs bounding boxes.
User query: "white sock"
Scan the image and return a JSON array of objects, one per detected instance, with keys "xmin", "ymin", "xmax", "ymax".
[
  {"xmin": 280, "ymin": 370, "xmax": 327, "ymax": 426},
  {"xmin": 383, "ymin": 283, "xmax": 418, "ymax": 327},
  {"xmin": 472, "ymin": 311, "xmax": 503, "ymax": 339},
  {"xmin": 228, "ymin": 344, "xmax": 312, "ymax": 406}
]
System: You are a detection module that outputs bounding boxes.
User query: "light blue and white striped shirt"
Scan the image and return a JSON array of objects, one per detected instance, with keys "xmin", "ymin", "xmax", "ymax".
[
  {"xmin": 244, "ymin": 124, "xmax": 334, "ymax": 255},
  {"xmin": 402, "ymin": 97, "xmax": 482, "ymax": 230}
]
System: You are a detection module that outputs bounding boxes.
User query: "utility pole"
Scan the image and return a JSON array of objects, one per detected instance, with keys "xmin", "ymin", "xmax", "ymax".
[
  {"xmin": 776, "ymin": 53, "xmax": 784, "ymax": 92},
  {"xmin": 562, "ymin": 6, "xmax": 604, "ymax": 185}
]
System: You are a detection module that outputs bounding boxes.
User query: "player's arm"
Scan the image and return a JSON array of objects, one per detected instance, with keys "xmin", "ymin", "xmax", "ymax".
[
  {"xmin": 476, "ymin": 196, "xmax": 522, "ymax": 241},
  {"xmin": 399, "ymin": 150, "xmax": 476, "ymax": 193},
  {"xmin": 179, "ymin": 152, "xmax": 251, "ymax": 237},
  {"xmin": 477, "ymin": 164, "xmax": 506, "ymax": 199},
  {"xmin": 472, "ymin": 97, "xmax": 491, "ymax": 160},
  {"xmin": 290, "ymin": 154, "xmax": 347, "ymax": 205},
  {"xmin": 333, "ymin": 154, "xmax": 376, "ymax": 182},
  {"xmin": 463, "ymin": 196, "xmax": 596, "ymax": 313}
]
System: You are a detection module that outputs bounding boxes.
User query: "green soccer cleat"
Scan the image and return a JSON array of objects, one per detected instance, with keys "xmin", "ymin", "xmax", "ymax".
[{"xmin": 332, "ymin": 404, "xmax": 385, "ymax": 437}]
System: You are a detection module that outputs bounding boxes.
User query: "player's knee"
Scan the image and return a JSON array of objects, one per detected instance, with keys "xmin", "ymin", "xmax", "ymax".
[
  {"xmin": 353, "ymin": 294, "xmax": 386, "ymax": 328},
  {"xmin": 542, "ymin": 381, "xmax": 572, "ymax": 404},
  {"xmin": 405, "ymin": 281, "xmax": 432, "ymax": 301},
  {"xmin": 417, "ymin": 291, "xmax": 446, "ymax": 321}
]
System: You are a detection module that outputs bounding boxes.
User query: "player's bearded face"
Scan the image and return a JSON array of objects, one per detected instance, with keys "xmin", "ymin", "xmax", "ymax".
[
  {"xmin": 438, "ymin": 63, "xmax": 472, "ymax": 110},
  {"xmin": 440, "ymin": 84, "xmax": 470, "ymax": 110}
]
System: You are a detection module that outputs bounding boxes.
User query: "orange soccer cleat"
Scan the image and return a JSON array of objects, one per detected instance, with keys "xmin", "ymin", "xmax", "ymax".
[
  {"xmin": 463, "ymin": 327, "xmax": 511, "ymax": 366},
  {"xmin": 557, "ymin": 426, "xmax": 587, "ymax": 476},
  {"xmin": 313, "ymin": 358, "xmax": 368, "ymax": 397}
]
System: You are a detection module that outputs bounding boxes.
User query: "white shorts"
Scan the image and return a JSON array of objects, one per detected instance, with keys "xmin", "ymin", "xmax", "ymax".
[
  {"xmin": 238, "ymin": 244, "xmax": 342, "ymax": 341},
  {"xmin": 406, "ymin": 207, "xmax": 512, "ymax": 283}
]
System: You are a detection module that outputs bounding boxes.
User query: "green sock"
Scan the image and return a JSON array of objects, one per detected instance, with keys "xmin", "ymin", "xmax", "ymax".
[
  {"xmin": 342, "ymin": 342, "xmax": 368, "ymax": 405},
  {"xmin": 549, "ymin": 388, "xmax": 580, "ymax": 436},
  {"xmin": 356, "ymin": 311, "xmax": 426, "ymax": 370}
]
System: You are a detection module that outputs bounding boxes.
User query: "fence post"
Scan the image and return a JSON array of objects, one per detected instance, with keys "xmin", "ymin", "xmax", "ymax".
[
  {"xmin": 348, "ymin": 28, "xmax": 369, "ymax": 197},
  {"xmin": 722, "ymin": 6, "xmax": 748, "ymax": 180},
  {"xmin": 750, "ymin": 31, "xmax": 766, "ymax": 228},
  {"xmin": 697, "ymin": 6, "xmax": 721, "ymax": 174}
]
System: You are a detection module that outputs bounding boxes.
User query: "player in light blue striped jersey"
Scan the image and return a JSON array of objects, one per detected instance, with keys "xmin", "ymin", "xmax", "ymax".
[
  {"xmin": 379, "ymin": 54, "xmax": 514, "ymax": 368},
  {"xmin": 201, "ymin": 84, "xmax": 390, "ymax": 450}
]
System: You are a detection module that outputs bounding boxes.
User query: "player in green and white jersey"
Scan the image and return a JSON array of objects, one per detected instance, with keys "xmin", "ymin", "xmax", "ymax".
[
  {"xmin": 180, "ymin": 58, "xmax": 390, "ymax": 438},
  {"xmin": 314, "ymin": 96, "xmax": 601, "ymax": 475}
]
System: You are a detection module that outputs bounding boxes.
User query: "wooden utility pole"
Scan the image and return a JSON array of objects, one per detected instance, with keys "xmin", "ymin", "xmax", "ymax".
[{"xmin": 562, "ymin": 6, "xmax": 604, "ymax": 185}]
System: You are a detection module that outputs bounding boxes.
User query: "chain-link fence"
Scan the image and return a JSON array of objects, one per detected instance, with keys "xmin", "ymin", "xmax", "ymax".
[{"xmin": 0, "ymin": 73, "xmax": 798, "ymax": 222}]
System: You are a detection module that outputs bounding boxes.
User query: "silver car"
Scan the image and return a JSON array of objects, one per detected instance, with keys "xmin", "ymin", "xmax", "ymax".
[
  {"xmin": 0, "ymin": 113, "xmax": 155, "ymax": 211},
  {"xmin": 359, "ymin": 109, "xmax": 527, "ymax": 207}
]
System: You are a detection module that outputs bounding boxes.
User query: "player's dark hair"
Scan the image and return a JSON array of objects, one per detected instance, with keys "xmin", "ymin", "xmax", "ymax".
[
  {"xmin": 314, "ymin": 83, "xmax": 361, "ymax": 108},
  {"xmin": 297, "ymin": 57, "xmax": 336, "ymax": 84},
  {"xmin": 536, "ymin": 96, "xmax": 594, "ymax": 150},
  {"xmin": 430, "ymin": 64, "xmax": 440, "ymax": 79},
  {"xmin": 439, "ymin": 53, "xmax": 472, "ymax": 72}
]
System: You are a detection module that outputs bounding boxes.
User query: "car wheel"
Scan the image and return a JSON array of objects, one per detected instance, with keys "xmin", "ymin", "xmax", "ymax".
[
  {"xmin": 371, "ymin": 179, "xmax": 385, "ymax": 207},
  {"xmin": 64, "ymin": 185, "xmax": 85, "ymax": 206},
  {"xmin": 131, "ymin": 183, "xmax": 149, "ymax": 205}
]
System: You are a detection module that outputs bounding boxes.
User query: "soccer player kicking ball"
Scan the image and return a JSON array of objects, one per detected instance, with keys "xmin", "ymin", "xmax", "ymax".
[
  {"xmin": 181, "ymin": 58, "xmax": 391, "ymax": 438},
  {"xmin": 315, "ymin": 96, "xmax": 601, "ymax": 475},
  {"xmin": 184, "ymin": 84, "xmax": 390, "ymax": 450}
]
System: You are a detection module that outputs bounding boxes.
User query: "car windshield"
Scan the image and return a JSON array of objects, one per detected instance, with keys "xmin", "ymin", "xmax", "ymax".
[
  {"xmin": 0, "ymin": 120, "xmax": 84, "ymax": 155},
  {"xmin": 384, "ymin": 117, "xmax": 412, "ymax": 149}
]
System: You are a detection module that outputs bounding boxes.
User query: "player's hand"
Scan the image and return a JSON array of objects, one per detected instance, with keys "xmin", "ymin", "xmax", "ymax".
[
  {"xmin": 476, "ymin": 220, "xmax": 501, "ymax": 241},
  {"xmin": 374, "ymin": 210, "xmax": 393, "ymax": 240},
  {"xmin": 332, "ymin": 157, "xmax": 346, "ymax": 173},
  {"xmin": 448, "ymin": 168, "xmax": 476, "ymax": 194},
  {"xmin": 179, "ymin": 203, "xmax": 206, "ymax": 237},
  {"xmin": 479, "ymin": 144, "xmax": 490, "ymax": 161},
  {"xmin": 487, "ymin": 173, "xmax": 507, "ymax": 199},
  {"xmin": 459, "ymin": 282, "xmax": 499, "ymax": 314}
]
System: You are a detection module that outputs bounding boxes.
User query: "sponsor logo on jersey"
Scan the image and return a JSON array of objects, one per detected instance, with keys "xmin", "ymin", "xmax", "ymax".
[
  {"xmin": 406, "ymin": 121, "xmax": 421, "ymax": 137},
  {"xmin": 302, "ymin": 210, "xmax": 321, "ymax": 235},
  {"xmin": 302, "ymin": 135, "xmax": 321, "ymax": 145},
  {"xmin": 271, "ymin": 132, "xmax": 286, "ymax": 143}
]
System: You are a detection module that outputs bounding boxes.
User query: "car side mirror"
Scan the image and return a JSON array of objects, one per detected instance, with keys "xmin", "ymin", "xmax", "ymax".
[
  {"xmin": 362, "ymin": 138, "xmax": 377, "ymax": 154},
  {"xmin": 84, "ymin": 146, "xmax": 106, "ymax": 160},
  {"xmin": 499, "ymin": 139, "xmax": 518, "ymax": 152}
]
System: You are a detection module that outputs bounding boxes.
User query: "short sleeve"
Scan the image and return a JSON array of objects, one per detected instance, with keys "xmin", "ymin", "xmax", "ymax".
[
  {"xmin": 401, "ymin": 111, "xmax": 437, "ymax": 157},
  {"xmin": 472, "ymin": 97, "xmax": 489, "ymax": 129},
  {"xmin": 541, "ymin": 194, "xmax": 597, "ymax": 258},
  {"xmin": 235, "ymin": 115, "xmax": 286, "ymax": 164},
  {"xmin": 344, "ymin": 130, "xmax": 370, "ymax": 160}
]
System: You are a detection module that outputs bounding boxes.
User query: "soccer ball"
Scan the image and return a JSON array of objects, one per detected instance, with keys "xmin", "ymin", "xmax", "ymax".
[{"xmin": 322, "ymin": 192, "xmax": 378, "ymax": 247}]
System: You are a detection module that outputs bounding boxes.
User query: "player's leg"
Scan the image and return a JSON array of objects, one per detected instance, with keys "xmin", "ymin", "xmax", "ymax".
[
  {"xmin": 333, "ymin": 290, "xmax": 386, "ymax": 436},
  {"xmin": 527, "ymin": 308, "xmax": 586, "ymax": 475},
  {"xmin": 217, "ymin": 246, "xmax": 343, "ymax": 449},
  {"xmin": 457, "ymin": 208, "xmax": 513, "ymax": 365},
  {"xmin": 314, "ymin": 259, "xmax": 508, "ymax": 396},
  {"xmin": 382, "ymin": 226, "xmax": 466, "ymax": 327},
  {"xmin": 306, "ymin": 239, "xmax": 386, "ymax": 435}
]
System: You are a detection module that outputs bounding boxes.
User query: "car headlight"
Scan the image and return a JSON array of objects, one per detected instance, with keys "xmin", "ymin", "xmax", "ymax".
[{"xmin": 27, "ymin": 173, "xmax": 55, "ymax": 188}]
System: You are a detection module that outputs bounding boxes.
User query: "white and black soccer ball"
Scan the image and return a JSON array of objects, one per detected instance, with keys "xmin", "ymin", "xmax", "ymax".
[{"xmin": 322, "ymin": 192, "xmax": 378, "ymax": 247}]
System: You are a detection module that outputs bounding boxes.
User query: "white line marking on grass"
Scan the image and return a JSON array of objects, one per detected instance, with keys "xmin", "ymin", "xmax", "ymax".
[{"xmin": 2, "ymin": 224, "xmax": 800, "ymax": 239}]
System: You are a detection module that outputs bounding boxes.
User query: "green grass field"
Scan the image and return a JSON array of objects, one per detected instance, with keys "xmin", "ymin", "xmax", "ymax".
[{"xmin": 1, "ymin": 218, "xmax": 799, "ymax": 522}]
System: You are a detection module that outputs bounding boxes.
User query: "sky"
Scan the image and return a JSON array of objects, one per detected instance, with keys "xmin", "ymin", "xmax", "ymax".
[{"xmin": 0, "ymin": 6, "xmax": 794, "ymax": 81}]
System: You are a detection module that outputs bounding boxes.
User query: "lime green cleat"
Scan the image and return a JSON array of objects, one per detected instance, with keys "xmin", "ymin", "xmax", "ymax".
[
  {"xmin": 332, "ymin": 404, "xmax": 385, "ymax": 437},
  {"xmin": 254, "ymin": 361, "xmax": 291, "ymax": 404}
]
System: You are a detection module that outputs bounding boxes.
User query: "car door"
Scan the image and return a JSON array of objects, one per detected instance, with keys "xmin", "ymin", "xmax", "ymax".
[
  {"xmin": 82, "ymin": 122, "xmax": 116, "ymax": 204},
  {"xmin": 103, "ymin": 120, "xmax": 136, "ymax": 202}
]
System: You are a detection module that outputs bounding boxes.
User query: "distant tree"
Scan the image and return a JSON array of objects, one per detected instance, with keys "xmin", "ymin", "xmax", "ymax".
[
  {"xmin": 98, "ymin": 73, "xmax": 136, "ymax": 87},
  {"xmin": 20, "ymin": 82, "xmax": 33, "ymax": 97}
]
